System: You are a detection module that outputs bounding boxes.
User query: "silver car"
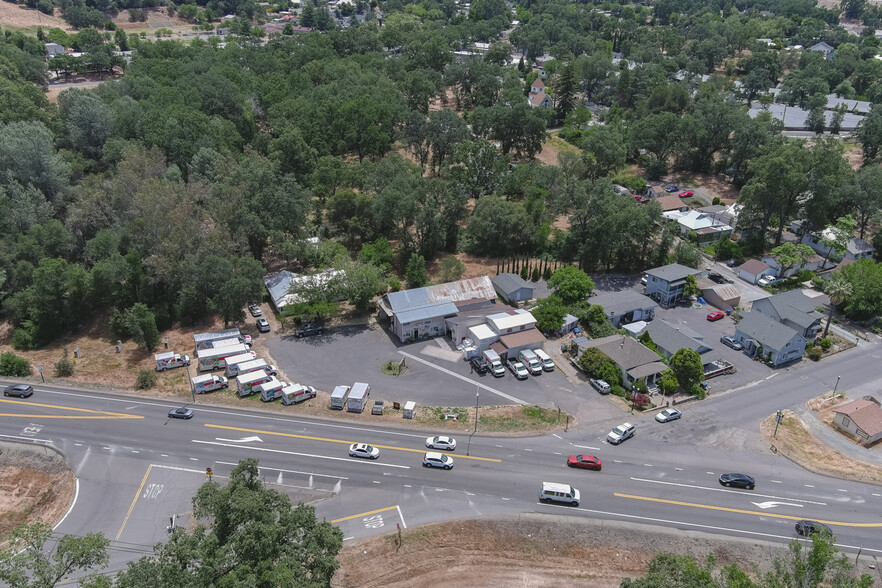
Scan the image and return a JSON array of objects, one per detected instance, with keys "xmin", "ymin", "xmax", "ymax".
[
  {"xmin": 349, "ymin": 443, "xmax": 380, "ymax": 459},
  {"xmin": 607, "ymin": 423, "xmax": 635, "ymax": 445},
  {"xmin": 720, "ymin": 336, "xmax": 743, "ymax": 351},
  {"xmin": 423, "ymin": 452, "xmax": 454, "ymax": 469},
  {"xmin": 655, "ymin": 408, "xmax": 682, "ymax": 423}
]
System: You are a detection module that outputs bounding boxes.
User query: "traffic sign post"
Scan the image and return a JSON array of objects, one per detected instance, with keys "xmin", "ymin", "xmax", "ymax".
[
  {"xmin": 37, "ymin": 364, "xmax": 44, "ymax": 383},
  {"xmin": 206, "ymin": 467, "xmax": 213, "ymax": 481}
]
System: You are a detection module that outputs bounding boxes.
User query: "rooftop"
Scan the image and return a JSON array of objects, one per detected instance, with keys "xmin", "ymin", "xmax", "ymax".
[
  {"xmin": 644, "ymin": 320, "xmax": 713, "ymax": 356},
  {"xmin": 834, "ymin": 399, "xmax": 882, "ymax": 436},
  {"xmin": 499, "ymin": 328, "xmax": 546, "ymax": 349},
  {"xmin": 385, "ymin": 276, "xmax": 496, "ymax": 313},
  {"xmin": 736, "ymin": 311, "xmax": 804, "ymax": 350},
  {"xmin": 579, "ymin": 335, "xmax": 661, "ymax": 370},
  {"xmin": 491, "ymin": 273, "xmax": 532, "ymax": 295},
  {"xmin": 739, "ymin": 259, "xmax": 770, "ymax": 274},
  {"xmin": 645, "ymin": 263, "xmax": 700, "ymax": 284},
  {"xmin": 487, "ymin": 309, "xmax": 536, "ymax": 332},
  {"xmin": 589, "ymin": 290, "xmax": 658, "ymax": 317}
]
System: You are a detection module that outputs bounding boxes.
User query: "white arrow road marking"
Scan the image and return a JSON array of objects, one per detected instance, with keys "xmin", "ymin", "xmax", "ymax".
[
  {"xmin": 215, "ymin": 436, "xmax": 263, "ymax": 443},
  {"xmin": 752, "ymin": 501, "xmax": 804, "ymax": 510}
]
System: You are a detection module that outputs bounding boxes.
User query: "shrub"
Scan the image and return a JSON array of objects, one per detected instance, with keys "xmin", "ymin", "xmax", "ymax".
[
  {"xmin": 611, "ymin": 384, "xmax": 627, "ymax": 398},
  {"xmin": 388, "ymin": 276, "xmax": 401, "ymax": 292},
  {"xmin": 819, "ymin": 338, "xmax": 832, "ymax": 351},
  {"xmin": 135, "ymin": 370, "xmax": 157, "ymax": 390},
  {"xmin": 0, "ymin": 352, "xmax": 32, "ymax": 377},
  {"xmin": 54, "ymin": 358, "xmax": 75, "ymax": 377},
  {"xmin": 11, "ymin": 322, "xmax": 38, "ymax": 351},
  {"xmin": 542, "ymin": 266, "xmax": 552, "ymax": 280},
  {"xmin": 806, "ymin": 346, "xmax": 822, "ymax": 361},
  {"xmin": 519, "ymin": 264, "xmax": 529, "ymax": 279},
  {"xmin": 531, "ymin": 267, "xmax": 540, "ymax": 281},
  {"xmin": 712, "ymin": 197, "xmax": 722, "ymax": 205},
  {"xmin": 633, "ymin": 392, "xmax": 651, "ymax": 408}
]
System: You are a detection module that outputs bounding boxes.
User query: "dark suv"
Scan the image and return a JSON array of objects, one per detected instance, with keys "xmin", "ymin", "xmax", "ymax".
[
  {"xmin": 470, "ymin": 357, "xmax": 489, "ymax": 374},
  {"xmin": 4, "ymin": 384, "xmax": 34, "ymax": 398},
  {"xmin": 295, "ymin": 323, "xmax": 325, "ymax": 338}
]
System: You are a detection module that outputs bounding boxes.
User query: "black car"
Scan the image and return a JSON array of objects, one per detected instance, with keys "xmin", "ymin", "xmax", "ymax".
[
  {"xmin": 295, "ymin": 323, "xmax": 325, "ymax": 338},
  {"xmin": 795, "ymin": 520, "xmax": 832, "ymax": 538},
  {"xmin": 719, "ymin": 473, "xmax": 755, "ymax": 489},
  {"xmin": 708, "ymin": 272, "xmax": 732, "ymax": 285},
  {"xmin": 470, "ymin": 357, "xmax": 489, "ymax": 374},
  {"xmin": 4, "ymin": 384, "xmax": 34, "ymax": 398}
]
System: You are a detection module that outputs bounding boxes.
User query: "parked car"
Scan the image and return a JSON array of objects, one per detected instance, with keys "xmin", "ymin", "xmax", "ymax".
[
  {"xmin": 256, "ymin": 317, "xmax": 270, "ymax": 333},
  {"xmin": 470, "ymin": 357, "xmax": 489, "ymax": 374},
  {"xmin": 655, "ymin": 408, "xmax": 682, "ymax": 423},
  {"xmin": 4, "ymin": 384, "xmax": 33, "ymax": 398},
  {"xmin": 607, "ymin": 423, "xmax": 635, "ymax": 445},
  {"xmin": 758, "ymin": 275, "xmax": 781, "ymax": 288},
  {"xmin": 295, "ymin": 323, "xmax": 325, "ymax": 338},
  {"xmin": 589, "ymin": 378, "xmax": 611, "ymax": 394},
  {"xmin": 795, "ymin": 520, "xmax": 832, "ymax": 538},
  {"xmin": 348, "ymin": 443, "xmax": 380, "ymax": 459},
  {"xmin": 248, "ymin": 304, "xmax": 262, "ymax": 317},
  {"xmin": 726, "ymin": 259, "xmax": 740, "ymax": 267},
  {"xmin": 640, "ymin": 275, "xmax": 647, "ymax": 286},
  {"xmin": 426, "ymin": 435, "xmax": 457, "ymax": 451},
  {"xmin": 567, "ymin": 454, "xmax": 602, "ymax": 471},
  {"xmin": 707, "ymin": 273, "xmax": 732, "ymax": 284},
  {"xmin": 665, "ymin": 185, "xmax": 680, "ymax": 192},
  {"xmin": 720, "ymin": 336, "xmax": 743, "ymax": 351},
  {"xmin": 423, "ymin": 452, "xmax": 454, "ymax": 469},
  {"xmin": 678, "ymin": 190, "xmax": 694, "ymax": 198},
  {"xmin": 507, "ymin": 359, "xmax": 529, "ymax": 380},
  {"xmin": 719, "ymin": 473, "xmax": 755, "ymax": 489},
  {"xmin": 706, "ymin": 311, "xmax": 726, "ymax": 322},
  {"xmin": 168, "ymin": 407, "xmax": 194, "ymax": 419}
]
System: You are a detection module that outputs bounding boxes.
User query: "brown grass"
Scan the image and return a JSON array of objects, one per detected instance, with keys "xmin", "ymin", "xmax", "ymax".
[{"xmin": 0, "ymin": 2, "xmax": 70, "ymax": 31}]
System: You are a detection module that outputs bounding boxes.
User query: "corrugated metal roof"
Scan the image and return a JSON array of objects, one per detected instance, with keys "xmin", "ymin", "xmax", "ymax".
[
  {"xmin": 488, "ymin": 309, "xmax": 535, "ymax": 332},
  {"xmin": 264, "ymin": 271, "xmax": 298, "ymax": 306},
  {"xmin": 385, "ymin": 276, "xmax": 496, "ymax": 313},
  {"xmin": 194, "ymin": 328, "xmax": 241, "ymax": 345},
  {"xmin": 396, "ymin": 302, "xmax": 459, "ymax": 324}
]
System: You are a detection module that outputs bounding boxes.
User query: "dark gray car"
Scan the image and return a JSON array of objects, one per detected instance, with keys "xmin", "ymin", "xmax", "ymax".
[
  {"xmin": 720, "ymin": 336, "xmax": 743, "ymax": 351},
  {"xmin": 4, "ymin": 384, "xmax": 33, "ymax": 398}
]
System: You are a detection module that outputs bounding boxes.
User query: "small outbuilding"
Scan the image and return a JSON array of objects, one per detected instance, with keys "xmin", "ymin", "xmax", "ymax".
[
  {"xmin": 738, "ymin": 259, "xmax": 774, "ymax": 284},
  {"xmin": 491, "ymin": 273, "xmax": 534, "ymax": 303},
  {"xmin": 833, "ymin": 398, "xmax": 882, "ymax": 445}
]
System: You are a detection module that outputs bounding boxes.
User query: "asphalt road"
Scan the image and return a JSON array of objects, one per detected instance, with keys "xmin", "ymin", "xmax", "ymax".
[{"xmin": 3, "ymin": 336, "xmax": 882, "ymax": 579}]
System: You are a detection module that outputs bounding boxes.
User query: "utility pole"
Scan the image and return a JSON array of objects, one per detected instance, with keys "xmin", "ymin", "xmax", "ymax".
[{"xmin": 774, "ymin": 410, "xmax": 784, "ymax": 438}]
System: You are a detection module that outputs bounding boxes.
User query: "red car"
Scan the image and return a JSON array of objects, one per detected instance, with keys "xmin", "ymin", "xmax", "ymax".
[
  {"xmin": 706, "ymin": 311, "xmax": 725, "ymax": 321},
  {"xmin": 678, "ymin": 191, "xmax": 694, "ymax": 198},
  {"xmin": 567, "ymin": 454, "xmax": 602, "ymax": 471}
]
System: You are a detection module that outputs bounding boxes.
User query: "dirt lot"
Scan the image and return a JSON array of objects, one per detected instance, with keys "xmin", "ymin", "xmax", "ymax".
[
  {"xmin": 333, "ymin": 514, "xmax": 790, "ymax": 588},
  {"xmin": 0, "ymin": 441, "xmax": 75, "ymax": 543},
  {"xmin": 0, "ymin": 2, "xmax": 70, "ymax": 31}
]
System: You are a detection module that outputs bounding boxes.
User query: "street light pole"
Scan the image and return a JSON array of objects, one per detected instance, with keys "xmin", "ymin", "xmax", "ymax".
[
  {"xmin": 774, "ymin": 410, "xmax": 784, "ymax": 438},
  {"xmin": 830, "ymin": 375, "xmax": 840, "ymax": 400}
]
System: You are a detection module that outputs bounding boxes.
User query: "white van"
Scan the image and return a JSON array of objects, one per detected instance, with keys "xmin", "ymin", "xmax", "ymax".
[
  {"xmin": 192, "ymin": 374, "xmax": 228, "ymax": 394},
  {"xmin": 518, "ymin": 349, "xmax": 542, "ymax": 375},
  {"xmin": 533, "ymin": 349, "xmax": 555, "ymax": 372},
  {"xmin": 539, "ymin": 482, "xmax": 580, "ymax": 506}
]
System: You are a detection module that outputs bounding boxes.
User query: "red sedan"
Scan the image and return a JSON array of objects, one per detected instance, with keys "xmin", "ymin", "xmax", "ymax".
[
  {"xmin": 567, "ymin": 454, "xmax": 602, "ymax": 471},
  {"xmin": 679, "ymin": 191, "xmax": 694, "ymax": 198},
  {"xmin": 707, "ymin": 311, "xmax": 725, "ymax": 321}
]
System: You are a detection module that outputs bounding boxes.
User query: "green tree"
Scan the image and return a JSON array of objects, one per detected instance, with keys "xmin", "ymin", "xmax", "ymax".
[
  {"xmin": 0, "ymin": 121, "xmax": 70, "ymax": 202},
  {"xmin": 673, "ymin": 242, "xmax": 702, "ymax": 269},
  {"xmin": 581, "ymin": 124, "xmax": 627, "ymax": 179},
  {"xmin": 548, "ymin": 266, "xmax": 594, "ymax": 305},
  {"xmin": 682, "ymin": 274, "xmax": 700, "ymax": 298},
  {"xmin": 847, "ymin": 166, "xmax": 882, "ymax": 239},
  {"xmin": 823, "ymin": 273, "xmax": 853, "ymax": 338},
  {"xmin": 857, "ymin": 105, "xmax": 882, "ymax": 163},
  {"xmin": 471, "ymin": 100, "xmax": 548, "ymax": 159},
  {"xmin": 821, "ymin": 215, "xmax": 858, "ymax": 265},
  {"xmin": 0, "ymin": 522, "xmax": 109, "ymax": 587},
  {"xmin": 579, "ymin": 347, "xmax": 613, "ymax": 377},
  {"xmin": 439, "ymin": 255, "xmax": 466, "ymax": 283},
  {"xmin": 113, "ymin": 459, "xmax": 343, "ymax": 588},
  {"xmin": 581, "ymin": 304, "xmax": 616, "ymax": 338},
  {"xmin": 405, "ymin": 253, "xmax": 428, "ymax": 289},
  {"xmin": 341, "ymin": 261, "xmax": 384, "ymax": 312},
  {"xmin": 532, "ymin": 295, "xmax": 567, "ymax": 333},
  {"xmin": 464, "ymin": 195, "xmax": 535, "ymax": 257},
  {"xmin": 555, "ymin": 63, "xmax": 578, "ymax": 122},
  {"xmin": 58, "ymin": 89, "xmax": 114, "ymax": 158},
  {"xmin": 770, "ymin": 243, "xmax": 815, "ymax": 278},
  {"xmin": 670, "ymin": 348, "xmax": 704, "ymax": 393},
  {"xmin": 445, "ymin": 140, "xmax": 508, "ymax": 199},
  {"xmin": 838, "ymin": 258, "xmax": 882, "ymax": 320}
]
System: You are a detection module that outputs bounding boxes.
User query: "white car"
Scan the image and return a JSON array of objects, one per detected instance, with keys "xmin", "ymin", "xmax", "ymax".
[
  {"xmin": 348, "ymin": 443, "xmax": 379, "ymax": 459},
  {"xmin": 758, "ymin": 275, "xmax": 781, "ymax": 287},
  {"xmin": 507, "ymin": 359, "xmax": 529, "ymax": 380},
  {"xmin": 240, "ymin": 335, "xmax": 252, "ymax": 346},
  {"xmin": 423, "ymin": 452, "xmax": 454, "ymax": 470},
  {"xmin": 655, "ymin": 408, "xmax": 682, "ymax": 423},
  {"xmin": 426, "ymin": 435, "xmax": 457, "ymax": 451},
  {"xmin": 607, "ymin": 423, "xmax": 635, "ymax": 445}
]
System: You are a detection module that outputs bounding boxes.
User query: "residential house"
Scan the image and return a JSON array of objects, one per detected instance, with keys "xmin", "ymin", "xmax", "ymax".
[
  {"xmin": 575, "ymin": 334, "xmax": 667, "ymax": 388},
  {"xmin": 264, "ymin": 269, "xmax": 345, "ymax": 314},
  {"xmin": 491, "ymin": 273, "xmax": 534, "ymax": 303},
  {"xmin": 45, "ymin": 43, "xmax": 65, "ymax": 58},
  {"xmin": 655, "ymin": 195, "xmax": 689, "ymax": 213},
  {"xmin": 530, "ymin": 78, "xmax": 546, "ymax": 94},
  {"xmin": 528, "ymin": 89, "xmax": 552, "ymax": 108},
  {"xmin": 734, "ymin": 311, "xmax": 807, "ymax": 366},
  {"xmin": 379, "ymin": 276, "xmax": 497, "ymax": 343},
  {"xmin": 644, "ymin": 263, "xmax": 701, "ymax": 306},
  {"xmin": 809, "ymin": 41, "xmax": 835, "ymax": 59},
  {"xmin": 639, "ymin": 319, "xmax": 714, "ymax": 361},
  {"xmin": 446, "ymin": 304, "xmax": 506, "ymax": 344},
  {"xmin": 668, "ymin": 210, "xmax": 734, "ymax": 243},
  {"xmin": 588, "ymin": 290, "xmax": 658, "ymax": 327},
  {"xmin": 696, "ymin": 203, "xmax": 742, "ymax": 231},
  {"xmin": 833, "ymin": 398, "xmax": 882, "ymax": 445},
  {"xmin": 738, "ymin": 259, "xmax": 774, "ymax": 284},
  {"xmin": 749, "ymin": 290, "xmax": 823, "ymax": 340},
  {"xmin": 762, "ymin": 253, "xmax": 824, "ymax": 278},
  {"xmin": 800, "ymin": 229, "xmax": 875, "ymax": 262}
]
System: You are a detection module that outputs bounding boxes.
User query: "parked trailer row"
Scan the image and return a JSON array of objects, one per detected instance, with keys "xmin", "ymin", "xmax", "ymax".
[
  {"xmin": 197, "ymin": 344, "xmax": 251, "ymax": 371},
  {"xmin": 193, "ymin": 328, "xmax": 241, "ymax": 352}
]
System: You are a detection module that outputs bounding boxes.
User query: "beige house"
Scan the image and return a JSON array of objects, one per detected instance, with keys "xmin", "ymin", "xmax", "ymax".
[{"xmin": 833, "ymin": 398, "xmax": 882, "ymax": 445}]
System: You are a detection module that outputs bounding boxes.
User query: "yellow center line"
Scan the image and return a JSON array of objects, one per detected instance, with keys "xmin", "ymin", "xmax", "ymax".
[
  {"xmin": 0, "ymin": 399, "xmax": 143, "ymax": 419},
  {"xmin": 204, "ymin": 423, "xmax": 502, "ymax": 462},
  {"xmin": 331, "ymin": 505, "xmax": 398, "ymax": 524},
  {"xmin": 117, "ymin": 466, "xmax": 152, "ymax": 541},
  {"xmin": 614, "ymin": 493, "xmax": 882, "ymax": 528}
]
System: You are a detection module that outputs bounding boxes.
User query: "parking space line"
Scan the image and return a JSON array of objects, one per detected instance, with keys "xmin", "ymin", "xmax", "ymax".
[{"xmin": 396, "ymin": 351, "xmax": 528, "ymax": 405}]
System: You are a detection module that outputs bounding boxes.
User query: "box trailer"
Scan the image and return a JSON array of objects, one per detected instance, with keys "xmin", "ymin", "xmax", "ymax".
[
  {"xmin": 211, "ymin": 337, "xmax": 242, "ymax": 349},
  {"xmin": 237, "ymin": 370, "xmax": 273, "ymax": 397},
  {"xmin": 403, "ymin": 401, "xmax": 416, "ymax": 419},
  {"xmin": 347, "ymin": 382, "xmax": 370, "ymax": 413},
  {"xmin": 281, "ymin": 384, "xmax": 316, "ymax": 405},
  {"xmin": 224, "ymin": 353, "xmax": 260, "ymax": 377},
  {"xmin": 155, "ymin": 352, "xmax": 190, "ymax": 371},
  {"xmin": 230, "ymin": 358, "xmax": 275, "ymax": 378},
  {"xmin": 257, "ymin": 377, "xmax": 285, "ymax": 402},
  {"xmin": 197, "ymin": 344, "xmax": 249, "ymax": 371},
  {"xmin": 193, "ymin": 328, "xmax": 241, "ymax": 352},
  {"xmin": 330, "ymin": 385, "xmax": 350, "ymax": 410},
  {"xmin": 192, "ymin": 374, "xmax": 228, "ymax": 394}
]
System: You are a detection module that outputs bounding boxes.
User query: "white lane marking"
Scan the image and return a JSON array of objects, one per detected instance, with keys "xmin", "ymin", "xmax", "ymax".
[
  {"xmin": 643, "ymin": 464, "xmax": 652, "ymax": 467},
  {"xmin": 752, "ymin": 501, "xmax": 803, "ymax": 509},
  {"xmin": 435, "ymin": 488, "xmax": 444, "ymax": 492},
  {"xmin": 131, "ymin": 450, "xmax": 139, "ymax": 454},
  {"xmin": 837, "ymin": 489, "xmax": 848, "ymax": 492},
  {"xmin": 404, "ymin": 484, "xmax": 411, "ymax": 488},
  {"xmin": 397, "ymin": 351, "xmax": 528, "ymax": 405},
  {"xmin": 74, "ymin": 443, "xmax": 82, "ymax": 447},
  {"xmin": 573, "ymin": 445, "xmax": 601, "ymax": 450},
  {"xmin": 706, "ymin": 472, "xmax": 714, "ymax": 475},
  {"xmin": 502, "ymin": 497, "xmax": 510, "ymax": 501},
  {"xmin": 629, "ymin": 477, "xmax": 827, "ymax": 505},
  {"xmin": 151, "ymin": 464, "xmax": 205, "ymax": 474},
  {"xmin": 372, "ymin": 481, "xmax": 381, "ymax": 484},
  {"xmin": 160, "ymin": 454, "xmax": 168, "ymax": 457},
  {"xmin": 215, "ymin": 436, "xmax": 263, "ymax": 443},
  {"xmin": 525, "ymin": 449, "xmax": 532, "ymax": 452},
  {"xmin": 535, "ymin": 502, "xmax": 881, "ymax": 555},
  {"xmin": 771, "ymin": 480, "xmax": 782, "ymax": 484},
  {"xmin": 496, "ymin": 444, "xmax": 503, "ymax": 448},
  {"xmin": 343, "ymin": 537, "xmax": 354, "ymax": 541},
  {"xmin": 873, "ymin": 493, "xmax": 881, "ymax": 497},
  {"xmin": 804, "ymin": 484, "xmax": 814, "ymax": 488},
  {"xmin": 194, "ymin": 440, "xmax": 410, "ymax": 469},
  {"xmin": 189, "ymin": 457, "xmax": 198, "ymax": 461},
  {"xmin": 675, "ymin": 468, "xmax": 683, "ymax": 471},
  {"xmin": 554, "ymin": 452, "xmax": 562, "ymax": 455},
  {"xmin": 552, "ymin": 434, "xmax": 562, "ymax": 440},
  {"xmin": 396, "ymin": 505, "xmax": 407, "ymax": 529},
  {"xmin": 53, "ymin": 478, "xmax": 79, "ymax": 531},
  {"xmin": 214, "ymin": 461, "xmax": 348, "ymax": 479}
]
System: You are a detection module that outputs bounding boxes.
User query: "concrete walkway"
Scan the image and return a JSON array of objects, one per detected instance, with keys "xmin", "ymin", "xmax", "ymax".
[{"xmin": 793, "ymin": 404, "xmax": 882, "ymax": 466}]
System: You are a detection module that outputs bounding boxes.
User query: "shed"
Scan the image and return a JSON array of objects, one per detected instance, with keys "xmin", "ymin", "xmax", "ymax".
[
  {"xmin": 560, "ymin": 314, "xmax": 578, "ymax": 334},
  {"xmin": 738, "ymin": 259, "xmax": 773, "ymax": 284},
  {"xmin": 700, "ymin": 283, "xmax": 740, "ymax": 310},
  {"xmin": 491, "ymin": 273, "xmax": 534, "ymax": 303}
]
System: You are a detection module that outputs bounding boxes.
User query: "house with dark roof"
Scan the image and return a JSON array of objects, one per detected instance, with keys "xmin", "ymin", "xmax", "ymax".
[
  {"xmin": 641, "ymin": 320, "xmax": 713, "ymax": 360},
  {"xmin": 491, "ymin": 273, "xmax": 534, "ymax": 303},
  {"xmin": 588, "ymin": 290, "xmax": 658, "ymax": 327},
  {"xmin": 810, "ymin": 41, "xmax": 835, "ymax": 59},
  {"xmin": 833, "ymin": 398, "xmax": 882, "ymax": 445},
  {"xmin": 734, "ymin": 311, "xmax": 806, "ymax": 366},
  {"xmin": 794, "ymin": 221, "xmax": 876, "ymax": 262},
  {"xmin": 643, "ymin": 263, "xmax": 701, "ymax": 306},
  {"xmin": 738, "ymin": 259, "xmax": 774, "ymax": 284},
  {"xmin": 529, "ymin": 91, "xmax": 552, "ymax": 108},
  {"xmin": 575, "ymin": 334, "xmax": 667, "ymax": 388},
  {"xmin": 750, "ymin": 290, "xmax": 823, "ymax": 340}
]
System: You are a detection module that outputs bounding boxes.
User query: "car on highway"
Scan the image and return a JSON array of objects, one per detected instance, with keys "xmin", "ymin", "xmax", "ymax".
[
  {"xmin": 757, "ymin": 275, "xmax": 781, "ymax": 288},
  {"xmin": 655, "ymin": 408, "xmax": 682, "ymax": 423},
  {"xmin": 349, "ymin": 443, "xmax": 380, "ymax": 459},
  {"xmin": 423, "ymin": 452, "xmax": 454, "ymax": 470},
  {"xmin": 707, "ymin": 272, "xmax": 732, "ymax": 284},
  {"xmin": 295, "ymin": 323, "xmax": 325, "ymax": 338},
  {"xmin": 607, "ymin": 423, "xmax": 635, "ymax": 445},
  {"xmin": 720, "ymin": 336, "xmax": 743, "ymax": 351},
  {"xmin": 719, "ymin": 472, "xmax": 755, "ymax": 489},
  {"xmin": 426, "ymin": 435, "xmax": 457, "ymax": 451},
  {"xmin": 706, "ymin": 311, "xmax": 725, "ymax": 322},
  {"xmin": 567, "ymin": 454, "xmax": 602, "ymax": 471},
  {"xmin": 507, "ymin": 359, "xmax": 529, "ymax": 380},
  {"xmin": 589, "ymin": 378, "xmax": 611, "ymax": 394},
  {"xmin": 795, "ymin": 520, "xmax": 832, "ymax": 538},
  {"xmin": 256, "ymin": 317, "xmax": 270, "ymax": 333},
  {"xmin": 665, "ymin": 185, "xmax": 679, "ymax": 192},
  {"xmin": 248, "ymin": 304, "xmax": 262, "ymax": 317},
  {"xmin": 3, "ymin": 384, "xmax": 34, "ymax": 398},
  {"xmin": 678, "ymin": 190, "xmax": 694, "ymax": 198},
  {"xmin": 168, "ymin": 407, "xmax": 194, "ymax": 419}
]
